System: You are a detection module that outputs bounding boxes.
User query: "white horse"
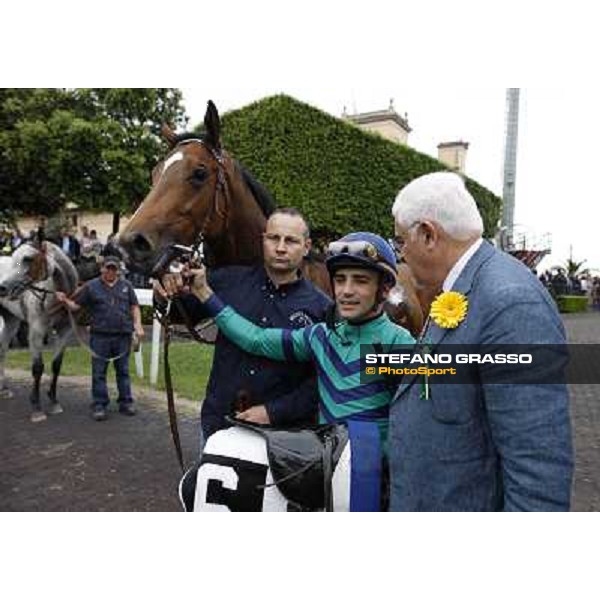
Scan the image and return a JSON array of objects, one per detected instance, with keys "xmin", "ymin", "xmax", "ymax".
[{"xmin": 0, "ymin": 240, "xmax": 79, "ymax": 422}]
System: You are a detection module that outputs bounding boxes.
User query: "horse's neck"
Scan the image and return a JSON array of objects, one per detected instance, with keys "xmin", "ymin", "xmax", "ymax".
[
  {"xmin": 207, "ymin": 172, "xmax": 266, "ymax": 266},
  {"xmin": 49, "ymin": 248, "xmax": 79, "ymax": 294}
]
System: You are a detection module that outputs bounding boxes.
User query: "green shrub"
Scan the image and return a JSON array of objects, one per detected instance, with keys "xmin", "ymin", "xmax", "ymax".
[
  {"xmin": 207, "ymin": 95, "xmax": 502, "ymax": 242},
  {"xmin": 556, "ymin": 295, "xmax": 589, "ymax": 313},
  {"xmin": 140, "ymin": 304, "xmax": 155, "ymax": 325}
]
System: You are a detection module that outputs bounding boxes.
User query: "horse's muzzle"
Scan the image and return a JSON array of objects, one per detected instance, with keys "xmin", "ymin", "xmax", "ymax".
[
  {"xmin": 118, "ymin": 232, "xmax": 157, "ymax": 274},
  {"xmin": 0, "ymin": 280, "xmax": 24, "ymax": 300}
]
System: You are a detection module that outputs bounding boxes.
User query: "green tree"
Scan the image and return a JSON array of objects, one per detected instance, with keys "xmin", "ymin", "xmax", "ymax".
[
  {"xmin": 0, "ymin": 88, "xmax": 188, "ymax": 221},
  {"xmin": 565, "ymin": 258, "xmax": 588, "ymax": 278},
  {"xmin": 1, "ymin": 88, "xmax": 93, "ymax": 217}
]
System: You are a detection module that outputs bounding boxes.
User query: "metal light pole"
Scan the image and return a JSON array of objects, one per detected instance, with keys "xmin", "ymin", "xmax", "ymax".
[{"xmin": 501, "ymin": 89, "xmax": 520, "ymax": 250}]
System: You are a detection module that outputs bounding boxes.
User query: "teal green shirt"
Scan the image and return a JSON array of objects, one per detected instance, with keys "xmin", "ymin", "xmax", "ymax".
[{"xmin": 204, "ymin": 295, "xmax": 415, "ymax": 448}]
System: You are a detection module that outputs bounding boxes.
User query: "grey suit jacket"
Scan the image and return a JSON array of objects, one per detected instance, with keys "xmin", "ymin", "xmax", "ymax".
[{"xmin": 388, "ymin": 241, "xmax": 573, "ymax": 511}]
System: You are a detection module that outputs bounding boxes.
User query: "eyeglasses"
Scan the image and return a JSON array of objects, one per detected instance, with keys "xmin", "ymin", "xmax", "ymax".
[
  {"xmin": 391, "ymin": 222, "xmax": 421, "ymax": 255},
  {"xmin": 327, "ymin": 240, "xmax": 381, "ymax": 261}
]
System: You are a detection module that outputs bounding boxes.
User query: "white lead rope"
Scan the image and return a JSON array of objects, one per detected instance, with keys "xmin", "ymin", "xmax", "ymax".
[{"xmin": 65, "ymin": 308, "xmax": 134, "ymax": 363}]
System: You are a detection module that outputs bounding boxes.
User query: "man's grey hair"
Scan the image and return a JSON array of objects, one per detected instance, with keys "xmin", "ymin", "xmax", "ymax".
[{"xmin": 392, "ymin": 172, "xmax": 484, "ymax": 241}]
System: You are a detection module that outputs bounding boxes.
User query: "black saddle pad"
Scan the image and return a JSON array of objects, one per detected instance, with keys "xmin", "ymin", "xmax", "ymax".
[{"xmin": 226, "ymin": 417, "xmax": 348, "ymax": 511}]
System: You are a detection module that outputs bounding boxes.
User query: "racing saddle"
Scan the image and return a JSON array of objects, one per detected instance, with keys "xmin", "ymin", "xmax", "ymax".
[
  {"xmin": 180, "ymin": 418, "xmax": 349, "ymax": 512},
  {"xmin": 229, "ymin": 417, "xmax": 349, "ymax": 511}
]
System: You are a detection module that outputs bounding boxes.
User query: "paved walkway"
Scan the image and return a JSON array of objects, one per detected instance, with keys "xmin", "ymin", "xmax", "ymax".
[
  {"xmin": 0, "ymin": 312, "xmax": 599, "ymax": 511},
  {"xmin": 564, "ymin": 312, "xmax": 600, "ymax": 511},
  {"xmin": 0, "ymin": 374, "xmax": 200, "ymax": 511}
]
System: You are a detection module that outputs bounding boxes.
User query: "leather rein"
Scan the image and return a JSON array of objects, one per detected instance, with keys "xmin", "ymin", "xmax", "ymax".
[{"xmin": 154, "ymin": 139, "xmax": 232, "ymax": 473}]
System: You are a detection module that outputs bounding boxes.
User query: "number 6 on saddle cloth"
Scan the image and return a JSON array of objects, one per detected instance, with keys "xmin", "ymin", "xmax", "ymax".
[{"xmin": 179, "ymin": 420, "xmax": 384, "ymax": 512}]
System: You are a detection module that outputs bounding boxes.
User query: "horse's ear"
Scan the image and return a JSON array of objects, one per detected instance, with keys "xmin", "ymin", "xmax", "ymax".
[
  {"xmin": 40, "ymin": 241, "xmax": 48, "ymax": 255},
  {"xmin": 161, "ymin": 124, "xmax": 178, "ymax": 148},
  {"xmin": 204, "ymin": 100, "xmax": 221, "ymax": 151}
]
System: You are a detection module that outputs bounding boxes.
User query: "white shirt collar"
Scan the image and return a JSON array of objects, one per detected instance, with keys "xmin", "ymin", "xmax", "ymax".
[{"xmin": 442, "ymin": 238, "xmax": 483, "ymax": 292}]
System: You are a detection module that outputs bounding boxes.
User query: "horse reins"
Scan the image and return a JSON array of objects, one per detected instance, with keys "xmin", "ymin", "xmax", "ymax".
[
  {"xmin": 25, "ymin": 283, "xmax": 54, "ymax": 308},
  {"xmin": 156, "ymin": 290, "xmax": 215, "ymax": 473},
  {"xmin": 156, "ymin": 138, "xmax": 233, "ymax": 473},
  {"xmin": 64, "ymin": 306, "xmax": 133, "ymax": 364}
]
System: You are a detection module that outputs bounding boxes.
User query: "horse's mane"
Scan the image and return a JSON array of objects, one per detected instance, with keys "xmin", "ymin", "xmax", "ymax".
[
  {"xmin": 44, "ymin": 242, "xmax": 79, "ymax": 294},
  {"xmin": 237, "ymin": 163, "xmax": 275, "ymax": 218},
  {"xmin": 173, "ymin": 133, "xmax": 275, "ymax": 218}
]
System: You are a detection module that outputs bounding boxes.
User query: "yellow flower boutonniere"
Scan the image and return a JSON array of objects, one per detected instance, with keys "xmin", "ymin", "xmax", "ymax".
[{"xmin": 430, "ymin": 291, "xmax": 468, "ymax": 329}]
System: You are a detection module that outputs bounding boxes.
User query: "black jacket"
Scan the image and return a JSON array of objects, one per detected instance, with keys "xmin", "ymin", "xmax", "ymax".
[{"xmin": 179, "ymin": 265, "xmax": 332, "ymax": 438}]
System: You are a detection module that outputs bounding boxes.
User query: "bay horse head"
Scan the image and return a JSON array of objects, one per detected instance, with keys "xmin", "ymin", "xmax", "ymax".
[{"xmin": 119, "ymin": 101, "xmax": 270, "ymax": 275}]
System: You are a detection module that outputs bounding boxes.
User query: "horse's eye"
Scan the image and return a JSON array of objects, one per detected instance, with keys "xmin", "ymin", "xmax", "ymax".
[{"xmin": 189, "ymin": 167, "xmax": 208, "ymax": 185}]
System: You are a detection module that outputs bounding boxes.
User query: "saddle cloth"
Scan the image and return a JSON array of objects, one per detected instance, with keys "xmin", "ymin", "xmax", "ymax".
[{"xmin": 179, "ymin": 420, "xmax": 383, "ymax": 512}]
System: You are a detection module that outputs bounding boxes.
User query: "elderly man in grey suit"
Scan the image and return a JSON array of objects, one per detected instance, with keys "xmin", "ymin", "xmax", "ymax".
[{"xmin": 389, "ymin": 172, "xmax": 573, "ymax": 511}]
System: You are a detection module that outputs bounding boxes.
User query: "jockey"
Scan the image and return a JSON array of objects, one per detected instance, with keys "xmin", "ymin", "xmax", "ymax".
[
  {"xmin": 323, "ymin": 231, "xmax": 399, "ymax": 331},
  {"xmin": 174, "ymin": 232, "xmax": 415, "ymax": 451}
]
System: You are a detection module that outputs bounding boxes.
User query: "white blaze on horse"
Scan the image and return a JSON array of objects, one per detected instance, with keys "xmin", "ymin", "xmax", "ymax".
[{"xmin": 0, "ymin": 240, "xmax": 79, "ymax": 422}]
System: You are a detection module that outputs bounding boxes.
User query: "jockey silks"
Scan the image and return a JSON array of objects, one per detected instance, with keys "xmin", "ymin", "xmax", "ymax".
[
  {"xmin": 202, "ymin": 294, "xmax": 415, "ymax": 451},
  {"xmin": 177, "ymin": 265, "xmax": 332, "ymax": 437}
]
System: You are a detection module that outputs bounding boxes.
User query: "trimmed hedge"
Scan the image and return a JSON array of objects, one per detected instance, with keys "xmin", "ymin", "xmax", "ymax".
[
  {"xmin": 556, "ymin": 295, "xmax": 589, "ymax": 313},
  {"xmin": 211, "ymin": 95, "xmax": 501, "ymax": 242}
]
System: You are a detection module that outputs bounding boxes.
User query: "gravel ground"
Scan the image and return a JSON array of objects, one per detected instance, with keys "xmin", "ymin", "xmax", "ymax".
[{"xmin": 1, "ymin": 312, "xmax": 599, "ymax": 511}]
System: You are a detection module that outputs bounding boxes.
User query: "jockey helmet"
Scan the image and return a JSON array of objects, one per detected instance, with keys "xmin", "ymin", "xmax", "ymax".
[{"xmin": 325, "ymin": 232, "xmax": 397, "ymax": 285}]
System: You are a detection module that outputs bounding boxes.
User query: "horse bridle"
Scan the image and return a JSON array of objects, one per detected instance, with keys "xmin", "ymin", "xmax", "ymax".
[
  {"xmin": 8, "ymin": 244, "xmax": 53, "ymax": 306},
  {"xmin": 152, "ymin": 138, "xmax": 232, "ymax": 277},
  {"xmin": 153, "ymin": 138, "xmax": 235, "ymax": 322},
  {"xmin": 153, "ymin": 138, "xmax": 234, "ymax": 472}
]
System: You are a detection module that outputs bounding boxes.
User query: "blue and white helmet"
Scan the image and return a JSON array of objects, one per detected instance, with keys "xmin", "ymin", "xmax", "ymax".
[{"xmin": 325, "ymin": 232, "xmax": 397, "ymax": 285}]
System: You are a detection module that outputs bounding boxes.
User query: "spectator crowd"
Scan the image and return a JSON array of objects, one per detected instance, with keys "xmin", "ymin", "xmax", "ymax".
[
  {"xmin": 0, "ymin": 223, "xmax": 151, "ymax": 288},
  {"xmin": 538, "ymin": 268, "xmax": 600, "ymax": 310},
  {"xmin": 3, "ymin": 223, "xmax": 600, "ymax": 304}
]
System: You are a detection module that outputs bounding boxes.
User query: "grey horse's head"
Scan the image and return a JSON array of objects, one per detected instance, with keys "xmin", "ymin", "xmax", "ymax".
[{"xmin": 0, "ymin": 243, "xmax": 52, "ymax": 300}]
